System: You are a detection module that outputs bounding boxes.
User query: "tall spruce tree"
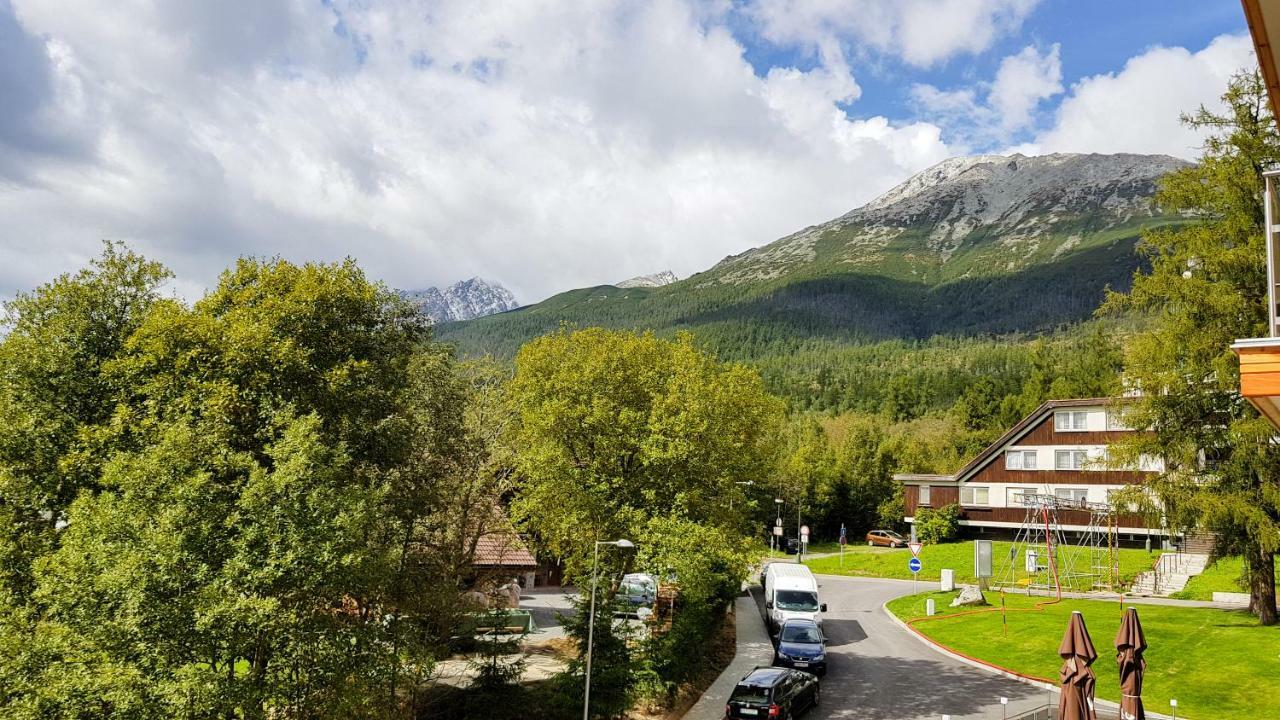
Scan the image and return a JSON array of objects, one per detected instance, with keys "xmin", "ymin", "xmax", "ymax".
[{"xmin": 1104, "ymin": 70, "xmax": 1280, "ymax": 624}]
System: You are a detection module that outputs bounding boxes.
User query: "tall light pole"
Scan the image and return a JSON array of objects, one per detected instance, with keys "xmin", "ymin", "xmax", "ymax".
[
  {"xmin": 584, "ymin": 538, "xmax": 634, "ymax": 720},
  {"xmin": 773, "ymin": 498, "xmax": 783, "ymax": 554},
  {"xmin": 728, "ymin": 480, "xmax": 753, "ymax": 511}
]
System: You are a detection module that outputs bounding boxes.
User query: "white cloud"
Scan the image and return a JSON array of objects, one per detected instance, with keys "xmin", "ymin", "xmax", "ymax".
[
  {"xmin": 1033, "ymin": 33, "xmax": 1256, "ymax": 158},
  {"xmin": 909, "ymin": 43, "xmax": 1060, "ymax": 148},
  {"xmin": 746, "ymin": 0, "xmax": 1041, "ymax": 67},
  {"xmin": 989, "ymin": 44, "xmax": 1061, "ymax": 131},
  {"xmin": 0, "ymin": 0, "xmax": 954, "ymax": 303}
]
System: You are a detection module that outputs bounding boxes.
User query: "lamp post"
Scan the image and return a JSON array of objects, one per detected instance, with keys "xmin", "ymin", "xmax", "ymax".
[
  {"xmin": 773, "ymin": 498, "xmax": 783, "ymax": 554},
  {"xmin": 728, "ymin": 480, "xmax": 754, "ymax": 511},
  {"xmin": 584, "ymin": 538, "xmax": 635, "ymax": 720}
]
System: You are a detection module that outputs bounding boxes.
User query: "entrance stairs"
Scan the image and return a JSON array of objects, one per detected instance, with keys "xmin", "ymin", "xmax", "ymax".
[{"xmin": 1129, "ymin": 551, "xmax": 1211, "ymax": 597}]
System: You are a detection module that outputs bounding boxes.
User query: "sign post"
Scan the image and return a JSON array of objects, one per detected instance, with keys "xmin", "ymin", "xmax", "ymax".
[
  {"xmin": 908, "ymin": 541, "xmax": 924, "ymax": 595},
  {"xmin": 839, "ymin": 523, "xmax": 846, "ymax": 569}
]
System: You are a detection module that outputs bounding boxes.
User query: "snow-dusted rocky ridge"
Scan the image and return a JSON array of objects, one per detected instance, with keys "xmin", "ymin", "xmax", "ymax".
[
  {"xmin": 400, "ymin": 278, "xmax": 519, "ymax": 323},
  {"xmin": 616, "ymin": 270, "xmax": 678, "ymax": 288},
  {"xmin": 708, "ymin": 153, "xmax": 1189, "ymax": 285}
]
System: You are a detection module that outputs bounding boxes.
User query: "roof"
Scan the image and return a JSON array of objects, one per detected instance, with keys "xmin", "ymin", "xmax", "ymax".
[
  {"xmin": 1242, "ymin": 0, "xmax": 1280, "ymax": 121},
  {"xmin": 894, "ymin": 398, "xmax": 1131, "ymax": 487},
  {"xmin": 954, "ymin": 398, "xmax": 1114, "ymax": 482},
  {"xmin": 740, "ymin": 667, "xmax": 789, "ymax": 685},
  {"xmin": 472, "ymin": 532, "xmax": 537, "ymax": 569}
]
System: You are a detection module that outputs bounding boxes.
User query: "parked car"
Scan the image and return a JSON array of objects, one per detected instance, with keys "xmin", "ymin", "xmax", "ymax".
[
  {"xmin": 773, "ymin": 618, "xmax": 827, "ymax": 675},
  {"xmin": 616, "ymin": 573, "xmax": 657, "ymax": 616},
  {"xmin": 724, "ymin": 666, "xmax": 820, "ymax": 719},
  {"xmin": 783, "ymin": 537, "xmax": 801, "ymax": 555},
  {"xmin": 865, "ymin": 529, "xmax": 907, "ymax": 548}
]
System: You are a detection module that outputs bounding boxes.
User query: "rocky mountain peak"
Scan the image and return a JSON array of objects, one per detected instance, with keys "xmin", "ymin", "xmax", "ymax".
[
  {"xmin": 708, "ymin": 152, "xmax": 1190, "ymax": 286},
  {"xmin": 400, "ymin": 277, "xmax": 519, "ymax": 324},
  {"xmin": 616, "ymin": 270, "xmax": 678, "ymax": 288}
]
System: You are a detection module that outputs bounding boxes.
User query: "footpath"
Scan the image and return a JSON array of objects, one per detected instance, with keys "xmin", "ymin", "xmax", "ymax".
[{"xmin": 682, "ymin": 591, "xmax": 772, "ymax": 720}]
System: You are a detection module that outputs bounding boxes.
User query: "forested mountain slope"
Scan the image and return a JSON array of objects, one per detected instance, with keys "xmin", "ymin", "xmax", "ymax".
[{"xmin": 438, "ymin": 153, "xmax": 1187, "ymax": 365}]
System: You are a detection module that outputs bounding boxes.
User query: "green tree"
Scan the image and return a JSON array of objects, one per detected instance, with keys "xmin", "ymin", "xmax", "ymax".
[
  {"xmin": 0, "ymin": 252, "xmax": 495, "ymax": 717},
  {"xmin": 1104, "ymin": 70, "xmax": 1280, "ymax": 624},
  {"xmin": 507, "ymin": 328, "xmax": 785, "ymax": 574},
  {"xmin": 0, "ymin": 242, "xmax": 170, "ymax": 601}
]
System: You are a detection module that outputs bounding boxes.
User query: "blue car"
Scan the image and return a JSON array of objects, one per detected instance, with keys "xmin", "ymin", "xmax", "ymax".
[{"xmin": 773, "ymin": 618, "xmax": 826, "ymax": 676}]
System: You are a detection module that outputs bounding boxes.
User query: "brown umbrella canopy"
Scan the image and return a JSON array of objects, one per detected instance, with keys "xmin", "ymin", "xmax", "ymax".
[
  {"xmin": 1115, "ymin": 607, "xmax": 1147, "ymax": 720},
  {"xmin": 1058, "ymin": 611, "xmax": 1099, "ymax": 720}
]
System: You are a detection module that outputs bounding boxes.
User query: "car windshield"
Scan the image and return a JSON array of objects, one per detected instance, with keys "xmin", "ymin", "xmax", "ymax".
[
  {"xmin": 730, "ymin": 685, "xmax": 770, "ymax": 704},
  {"xmin": 780, "ymin": 624, "xmax": 821, "ymax": 643},
  {"xmin": 775, "ymin": 589, "xmax": 819, "ymax": 611},
  {"xmin": 886, "ymin": 531, "xmax": 905, "ymax": 539}
]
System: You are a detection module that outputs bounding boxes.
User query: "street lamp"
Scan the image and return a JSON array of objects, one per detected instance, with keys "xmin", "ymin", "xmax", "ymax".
[
  {"xmin": 728, "ymin": 480, "xmax": 754, "ymax": 511},
  {"xmin": 584, "ymin": 538, "xmax": 635, "ymax": 720},
  {"xmin": 773, "ymin": 498, "xmax": 784, "ymax": 554}
]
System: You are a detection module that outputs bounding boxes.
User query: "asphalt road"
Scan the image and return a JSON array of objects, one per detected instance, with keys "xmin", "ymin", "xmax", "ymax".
[{"xmin": 758, "ymin": 575, "xmax": 1058, "ymax": 720}]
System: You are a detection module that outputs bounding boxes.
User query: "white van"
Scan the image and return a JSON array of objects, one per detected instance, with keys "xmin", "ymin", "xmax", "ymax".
[{"xmin": 762, "ymin": 563, "xmax": 826, "ymax": 634}]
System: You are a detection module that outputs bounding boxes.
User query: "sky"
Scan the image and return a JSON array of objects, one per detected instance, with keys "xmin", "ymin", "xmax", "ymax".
[{"xmin": 0, "ymin": 0, "xmax": 1258, "ymax": 304}]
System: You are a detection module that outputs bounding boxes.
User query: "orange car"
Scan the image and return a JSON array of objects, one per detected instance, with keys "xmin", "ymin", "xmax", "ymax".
[{"xmin": 864, "ymin": 529, "xmax": 907, "ymax": 548}]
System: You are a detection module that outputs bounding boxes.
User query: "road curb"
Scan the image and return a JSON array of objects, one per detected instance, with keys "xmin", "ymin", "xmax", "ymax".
[{"xmin": 881, "ymin": 598, "xmax": 1182, "ymax": 720}]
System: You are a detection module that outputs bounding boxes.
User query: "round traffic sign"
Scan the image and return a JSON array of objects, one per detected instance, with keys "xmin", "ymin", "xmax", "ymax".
[
  {"xmin": 908, "ymin": 557, "xmax": 922, "ymax": 573},
  {"xmin": 774, "ymin": 518, "xmax": 783, "ymax": 527},
  {"xmin": 800, "ymin": 525, "xmax": 809, "ymax": 535}
]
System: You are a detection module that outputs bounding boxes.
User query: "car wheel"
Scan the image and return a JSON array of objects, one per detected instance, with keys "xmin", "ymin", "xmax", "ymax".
[{"xmin": 867, "ymin": 540, "xmax": 873, "ymax": 546}]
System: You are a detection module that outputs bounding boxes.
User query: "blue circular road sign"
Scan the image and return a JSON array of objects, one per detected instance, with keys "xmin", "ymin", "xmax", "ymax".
[{"xmin": 908, "ymin": 557, "xmax": 922, "ymax": 573}]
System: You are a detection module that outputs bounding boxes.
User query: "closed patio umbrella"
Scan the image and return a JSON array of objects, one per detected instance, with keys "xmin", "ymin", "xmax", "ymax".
[
  {"xmin": 1058, "ymin": 610, "xmax": 1098, "ymax": 720},
  {"xmin": 1115, "ymin": 607, "xmax": 1147, "ymax": 720}
]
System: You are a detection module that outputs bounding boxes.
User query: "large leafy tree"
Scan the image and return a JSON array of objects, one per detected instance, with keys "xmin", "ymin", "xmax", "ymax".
[
  {"xmin": 507, "ymin": 328, "xmax": 785, "ymax": 575},
  {"xmin": 1105, "ymin": 70, "xmax": 1280, "ymax": 624},
  {"xmin": 0, "ymin": 242, "xmax": 170, "ymax": 601},
  {"xmin": 0, "ymin": 252, "xmax": 496, "ymax": 717}
]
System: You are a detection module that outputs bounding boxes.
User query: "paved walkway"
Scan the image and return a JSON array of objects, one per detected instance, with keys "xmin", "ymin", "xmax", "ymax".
[{"xmin": 683, "ymin": 593, "xmax": 774, "ymax": 720}]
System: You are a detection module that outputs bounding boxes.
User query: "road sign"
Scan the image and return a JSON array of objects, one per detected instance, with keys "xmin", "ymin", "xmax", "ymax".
[
  {"xmin": 908, "ymin": 557, "xmax": 922, "ymax": 573},
  {"xmin": 800, "ymin": 525, "xmax": 809, "ymax": 537},
  {"xmin": 908, "ymin": 541, "xmax": 923, "ymax": 558},
  {"xmin": 774, "ymin": 518, "xmax": 783, "ymax": 527},
  {"xmin": 772, "ymin": 525, "xmax": 783, "ymax": 536}
]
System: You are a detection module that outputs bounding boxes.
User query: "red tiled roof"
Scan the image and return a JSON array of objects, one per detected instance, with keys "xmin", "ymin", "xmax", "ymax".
[{"xmin": 472, "ymin": 532, "xmax": 537, "ymax": 569}]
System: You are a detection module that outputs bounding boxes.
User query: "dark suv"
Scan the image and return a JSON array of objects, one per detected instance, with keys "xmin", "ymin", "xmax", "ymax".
[{"xmin": 724, "ymin": 666, "xmax": 819, "ymax": 719}]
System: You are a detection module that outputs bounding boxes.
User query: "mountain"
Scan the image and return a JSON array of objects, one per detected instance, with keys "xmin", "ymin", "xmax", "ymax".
[
  {"xmin": 617, "ymin": 270, "xmax": 678, "ymax": 288},
  {"xmin": 437, "ymin": 153, "xmax": 1189, "ymax": 359},
  {"xmin": 400, "ymin": 277, "xmax": 519, "ymax": 323}
]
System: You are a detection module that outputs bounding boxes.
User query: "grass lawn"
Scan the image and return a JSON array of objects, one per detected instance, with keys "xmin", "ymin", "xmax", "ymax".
[
  {"xmin": 805, "ymin": 540, "xmax": 1160, "ymax": 591},
  {"xmin": 1171, "ymin": 555, "xmax": 1280, "ymax": 601},
  {"xmin": 887, "ymin": 590, "xmax": 1280, "ymax": 720}
]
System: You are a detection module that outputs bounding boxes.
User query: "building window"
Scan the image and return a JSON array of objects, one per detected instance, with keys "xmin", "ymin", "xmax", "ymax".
[
  {"xmin": 1055, "ymin": 487, "xmax": 1089, "ymax": 503},
  {"xmin": 1007, "ymin": 487, "xmax": 1032, "ymax": 506},
  {"xmin": 1106, "ymin": 409, "xmax": 1132, "ymax": 431},
  {"xmin": 918, "ymin": 485, "xmax": 931, "ymax": 506},
  {"xmin": 1005, "ymin": 449, "xmax": 1038, "ymax": 470},
  {"xmin": 1054, "ymin": 410, "xmax": 1089, "ymax": 432},
  {"xmin": 1055, "ymin": 449, "xmax": 1088, "ymax": 470},
  {"xmin": 960, "ymin": 486, "xmax": 989, "ymax": 506}
]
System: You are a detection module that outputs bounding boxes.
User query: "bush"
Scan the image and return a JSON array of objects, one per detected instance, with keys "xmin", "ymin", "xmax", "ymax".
[{"xmin": 914, "ymin": 503, "xmax": 960, "ymax": 544}]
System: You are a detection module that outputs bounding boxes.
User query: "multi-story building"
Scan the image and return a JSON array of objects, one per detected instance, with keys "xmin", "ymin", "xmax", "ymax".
[{"xmin": 897, "ymin": 398, "xmax": 1163, "ymax": 541}]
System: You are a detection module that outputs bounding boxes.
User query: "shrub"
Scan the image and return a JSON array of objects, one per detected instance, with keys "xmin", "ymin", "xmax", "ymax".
[{"xmin": 914, "ymin": 503, "xmax": 961, "ymax": 544}]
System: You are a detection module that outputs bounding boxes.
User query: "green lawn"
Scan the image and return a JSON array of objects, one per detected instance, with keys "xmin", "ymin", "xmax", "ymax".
[
  {"xmin": 887, "ymin": 590, "xmax": 1280, "ymax": 720},
  {"xmin": 1171, "ymin": 555, "xmax": 1280, "ymax": 601},
  {"xmin": 805, "ymin": 540, "xmax": 1159, "ymax": 591}
]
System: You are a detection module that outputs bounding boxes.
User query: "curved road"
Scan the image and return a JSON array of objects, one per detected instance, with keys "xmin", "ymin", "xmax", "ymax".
[{"xmin": 766, "ymin": 575, "xmax": 1056, "ymax": 719}]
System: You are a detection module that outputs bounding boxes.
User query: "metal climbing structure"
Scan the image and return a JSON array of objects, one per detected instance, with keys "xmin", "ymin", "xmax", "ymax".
[{"xmin": 996, "ymin": 493, "xmax": 1120, "ymax": 595}]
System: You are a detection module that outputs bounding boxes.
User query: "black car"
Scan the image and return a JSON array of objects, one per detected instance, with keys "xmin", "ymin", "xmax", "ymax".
[
  {"xmin": 783, "ymin": 537, "xmax": 801, "ymax": 555},
  {"xmin": 724, "ymin": 666, "xmax": 819, "ymax": 719},
  {"xmin": 773, "ymin": 618, "xmax": 827, "ymax": 675}
]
